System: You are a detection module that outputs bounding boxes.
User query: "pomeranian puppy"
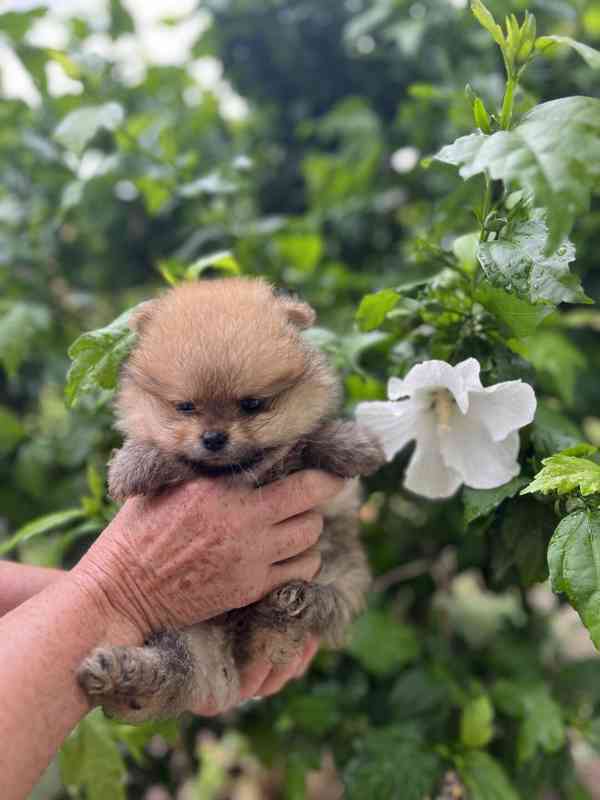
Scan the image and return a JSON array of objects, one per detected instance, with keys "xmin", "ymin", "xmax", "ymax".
[{"xmin": 77, "ymin": 278, "xmax": 384, "ymax": 722}]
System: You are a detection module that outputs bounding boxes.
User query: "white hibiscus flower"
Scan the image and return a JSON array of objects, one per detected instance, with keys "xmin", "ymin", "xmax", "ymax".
[{"xmin": 356, "ymin": 358, "xmax": 536, "ymax": 499}]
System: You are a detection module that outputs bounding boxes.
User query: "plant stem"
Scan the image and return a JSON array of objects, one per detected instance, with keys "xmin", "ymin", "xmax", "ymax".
[{"xmin": 499, "ymin": 77, "xmax": 516, "ymax": 130}]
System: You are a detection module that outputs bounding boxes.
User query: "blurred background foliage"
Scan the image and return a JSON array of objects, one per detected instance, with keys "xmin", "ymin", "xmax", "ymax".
[{"xmin": 2, "ymin": 0, "xmax": 600, "ymax": 798}]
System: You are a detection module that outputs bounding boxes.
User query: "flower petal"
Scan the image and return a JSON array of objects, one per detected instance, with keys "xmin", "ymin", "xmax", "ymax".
[
  {"xmin": 387, "ymin": 377, "xmax": 407, "ymax": 401},
  {"xmin": 355, "ymin": 400, "xmax": 420, "ymax": 461},
  {"xmin": 468, "ymin": 380, "xmax": 537, "ymax": 442},
  {"xmin": 454, "ymin": 357, "xmax": 483, "ymax": 391},
  {"xmin": 402, "ymin": 360, "xmax": 470, "ymax": 413},
  {"xmin": 404, "ymin": 414, "xmax": 463, "ymax": 499},
  {"xmin": 439, "ymin": 407, "xmax": 521, "ymax": 489}
]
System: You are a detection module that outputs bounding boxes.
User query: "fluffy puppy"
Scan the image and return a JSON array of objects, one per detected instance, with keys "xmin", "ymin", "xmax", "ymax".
[{"xmin": 77, "ymin": 278, "xmax": 384, "ymax": 722}]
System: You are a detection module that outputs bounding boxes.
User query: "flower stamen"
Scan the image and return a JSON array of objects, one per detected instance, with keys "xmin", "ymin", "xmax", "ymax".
[{"xmin": 433, "ymin": 389, "xmax": 454, "ymax": 433}]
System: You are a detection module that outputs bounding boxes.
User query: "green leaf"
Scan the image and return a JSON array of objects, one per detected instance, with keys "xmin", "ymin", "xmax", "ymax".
[
  {"xmin": 185, "ymin": 250, "xmax": 241, "ymax": 279},
  {"xmin": 356, "ymin": 289, "xmax": 400, "ymax": 331},
  {"xmin": 0, "ymin": 302, "xmax": 51, "ymax": 376},
  {"xmin": 498, "ymin": 498, "xmax": 554, "ymax": 586},
  {"xmin": 135, "ymin": 176, "xmax": 172, "ymax": 215},
  {"xmin": 347, "ymin": 610, "xmax": 420, "ymax": 676},
  {"xmin": 493, "ymin": 681, "xmax": 565, "ymax": 763},
  {"xmin": 460, "ymin": 695, "xmax": 494, "ymax": 749},
  {"xmin": 458, "ymin": 750, "xmax": 519, "ymax": 800},
  {"xmin": 65, "ymin": 308, "xmax": 137, "ymax": 407},
  {"xmin": 523, "ymin": 451, "xmax": 600, "ymax": 497},
  {"xmin": 463, "ymin": 476, "xmax": 529, "ymax": 525},
  {"xmin": 531, "ymin": 403, "xmax": 581, "ymax": 458},
  {"xmin": 274, "ymin": 232, "xmax": 323, "ymax": 273},
  {"xmin": 547, "ymin": 510, "xmax": 600, "ymax": 648},
  {"xmin": 60, "ymin": 709, "xmax": 126, "ymax": 800},
  {"xmin": 470, "ymin": 1, "xmax": 505, "ymax": 48},
  {"xmin": 54, "ymin": 102, "xmax": 124, "ymax": 154},
  {"xmin": 344, "ymin": 726, "xmax": 441, "ymax": 800},
  {"xmin": 475, "ymin": 284, "xmax": 551, "ymax": 337},
  {"xmin": 0, "ymin": 508, "xmax": 85, "ymax": 557},
  {"xmin": 537, "ymin": 36, "xmax": 600, "ymax": 69},
  {"xmin": 477, "ymin": 213, "xmax": 589, "ymax": 306},
  {"xmin": 0, "ymin": 405, "xmax": 25, "ymax": 451},
  {"xmin": 452, "ymin": 232, "xmax": 479, "ymax": 273},
  {"xmin": 435, "ymin": 97, "xmax": 600, "ymax": 252}
]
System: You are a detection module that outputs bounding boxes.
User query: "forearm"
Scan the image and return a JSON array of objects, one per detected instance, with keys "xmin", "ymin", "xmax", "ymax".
[
  {"xmin": 0, "ymin": 561, "xmax": 63, "ymax": 616},
  {"xmin": 0, "ymin": 572, "xmax": 141, "ymax": 799}
]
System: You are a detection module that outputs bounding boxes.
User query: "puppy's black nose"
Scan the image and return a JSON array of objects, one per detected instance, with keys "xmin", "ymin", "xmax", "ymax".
[{"xmin": 202, "ymin": 431, "xmax": 228, "ymax": 452}]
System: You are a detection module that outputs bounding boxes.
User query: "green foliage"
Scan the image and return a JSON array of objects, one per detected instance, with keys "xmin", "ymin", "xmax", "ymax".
[
  {"xmin": 343, "ymin": 726, "xmax": 442, "ymax": 800},
  {"xmin": 463, "ymin": 476, "xmax": 529, "ymax": 525},
  {"xmin": 458, "ymin": 750, "xmax": 519, "ymax": 800},
  {"xmin": 493, "ymin": 681, "xmax": 565, "ymax": 763},
  {"xmin": 460, "ymin": 695, "xmax": 495, "ymax": 749},
  {"xmin": 477, "ymin": 213, "xmax": 589, "ymax": 306},
  {"xmin": 523, "ymin": 446, "xmax": 600, "ymax": 497},
  {"xmin": 436, "ymin": 97, "xmax": 600, "ymax": 252},
  {"xmin": 347, "ymin": 609, "xmax": 420, "ymax": 677},
  {"xmin": 65, "ymin": 309, "xmax": 136, "ymax": 407},
  {"xmin": 548, "ymin": 510, "xmax": 600, "ymax": 648},
  {"xmin": 356, "ymin": 289, "xmax": 400, "ymax": 332}
]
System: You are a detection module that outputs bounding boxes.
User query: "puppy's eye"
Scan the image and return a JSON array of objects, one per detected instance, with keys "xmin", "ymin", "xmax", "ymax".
[
  {"xmin": 176, "ymin": 401, "xmax": 196, "ymax": 414},
  {"xmin": 240, "ymin": 397, "xmax": 266, "ymax": 414}
]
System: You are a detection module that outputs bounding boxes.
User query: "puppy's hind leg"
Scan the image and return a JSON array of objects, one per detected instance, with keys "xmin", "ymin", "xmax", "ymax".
[
  {"xmin": 78, "ymin": 625, "xmax": 240, "ymax": 723},
  {"xmin": 78, "ymin": 631, "xmax": 193, "ymax": 723}
]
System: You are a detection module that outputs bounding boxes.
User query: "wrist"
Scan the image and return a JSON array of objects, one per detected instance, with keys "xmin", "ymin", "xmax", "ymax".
[{"xmin": 69, "ymin": 550, "xmax": 147, "ymax": 647}]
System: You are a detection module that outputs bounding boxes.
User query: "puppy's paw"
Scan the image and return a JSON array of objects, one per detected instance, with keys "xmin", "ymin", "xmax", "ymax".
[
  {"xmin": 269, "ymin": 581, "xmax": 313, "ymax": 617},
  {"xmin": 78, "ymin": 648, "xmax": 122, "ymax": 696}
]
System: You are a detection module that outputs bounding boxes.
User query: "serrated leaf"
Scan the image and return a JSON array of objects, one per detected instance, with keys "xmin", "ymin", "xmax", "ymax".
[
  {"xmin": 435, "ymin": 97, "xmax": 600, "ymax": 252},
  {"xmin": 470, "ymin": 0, "xmax": 505, "ymax": 47},
  {"xmin": 537, "ymin": 36, "xmax": 600, "ymax": 69},
  {"xmin": 356, "ymin": 289, "xmax": 400, "ymax": 331},
  {"xmin": 459, "ymin": 750, "xmax": 519, "ymax": 800},
  {"xmin": 54, "ymin": 102, "xmax": 124, "ymax": 154},
  {"xmin": 60, "ymin": 709, "xmax": 126, "ymax": 800},
  {"xmin": 65, "ymin": 308, "xmax": 136, "ymax": 407},
  {"xmin": 475, "ymin": 284, "xmax": 551, "ymax": 337},
  {"xmin": 523, "ymin": 452, "xmax": 600, "ymax": 497},
  {"xmin": 186, "ymin": 250, "xmax": 241, "ymax": 279},
  {"xmin": 463, "ymin": 476, "xmax": 529, "ymax": 525},
  {"xmin": 547, "ymin": 510, "xmax": 600, "ymax": 648},
  {"xmin": 460, "ymin": 695, "xmax": 494, "ymax": 749},
  {"xmin": 0, "ymin": 302, "xmax": 51, "ymax": 376},
  {"xmin": 0, "ymin": 508, "xmax": 85, "ymax": 556},
  {"xmin": 344, "ymin": 726, "xmax": 441, "ymax": 800},
  {"xmin": 347, "ymin": 610, "xmax": 420, "ymax": 676},
  {"xmin": 477, "ymin": 213, "xmax": 589, "ymax": 306}
]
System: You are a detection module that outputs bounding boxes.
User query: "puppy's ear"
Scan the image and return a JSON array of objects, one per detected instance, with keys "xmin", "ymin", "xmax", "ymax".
[
  {"xmin": 279, "ymin": 296, "xmax": 316, "ymax": 330},
  {"xmin": 128, "ymin": 301, "xmax": 157, "ymax": 333}
]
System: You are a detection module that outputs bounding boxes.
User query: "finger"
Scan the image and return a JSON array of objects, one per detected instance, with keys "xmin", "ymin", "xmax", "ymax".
[
  {"xmin": 267, "ymin": 510, "xmax": 323, "ymax": 563},
  {"xmin": 267, "ymin": 551, "xmax": 321, "ymax": 591},
  {"xmin": 257, "ymin": 656, "xmax": 303, "ymax": 697},
  {"xmin": 295, "ymin": 637, "xmax": 319, "ymax": 678},
  {"xmin": 256, "ymin": 470, "xmax": 346, "ymax": 523},
  {"xmin": 238, "ymin": 658, "xmax": 272, "ymax": 701}
]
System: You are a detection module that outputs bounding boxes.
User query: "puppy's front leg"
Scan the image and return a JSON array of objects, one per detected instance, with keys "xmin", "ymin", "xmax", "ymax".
[
  {"xmin": 108, "ymin": 439, "xmax": 196, "ymax": 501},
  {"xmin": 303, "ymin": 420, "xmax": 385, "ymax": 478}
]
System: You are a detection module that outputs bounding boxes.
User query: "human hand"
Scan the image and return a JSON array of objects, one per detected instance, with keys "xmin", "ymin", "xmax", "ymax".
[{"xmin": 71, "ymin": 471, "xmax": 345, "ymax": 642}]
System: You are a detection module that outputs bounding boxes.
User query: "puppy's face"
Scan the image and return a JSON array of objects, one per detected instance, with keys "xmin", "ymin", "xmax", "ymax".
[{"xmin": 116, "ymin": 279, "xmax": 339, "ymax": 474}]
